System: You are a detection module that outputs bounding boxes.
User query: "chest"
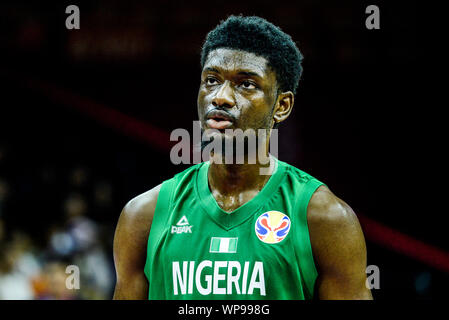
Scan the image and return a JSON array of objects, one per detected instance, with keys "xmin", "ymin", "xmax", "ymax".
[{"xmin": 211, "ymin": 189, "xmax": 261, "ymax": 212}]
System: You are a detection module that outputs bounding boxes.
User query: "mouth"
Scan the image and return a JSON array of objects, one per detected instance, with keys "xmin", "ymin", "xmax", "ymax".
[{"xmin": 205, "ymin": 110, "xmax": 234, "ymax": 130}]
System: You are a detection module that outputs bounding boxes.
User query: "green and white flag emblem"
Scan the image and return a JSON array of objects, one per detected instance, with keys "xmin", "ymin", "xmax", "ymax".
[{"xmin": 210, "ymin": 237, "xmax": 238, "ymax": 253}]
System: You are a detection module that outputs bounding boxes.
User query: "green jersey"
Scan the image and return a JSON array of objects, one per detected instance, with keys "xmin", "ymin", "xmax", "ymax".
[{"xmin": 144, "ymin": 158, "xmax": 324, "ymax": 300}]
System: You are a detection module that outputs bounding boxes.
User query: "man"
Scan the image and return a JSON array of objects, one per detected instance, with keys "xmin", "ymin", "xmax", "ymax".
[{"xmin": 113, "ymin": 15, "xmax": 372, "ymax": 300}]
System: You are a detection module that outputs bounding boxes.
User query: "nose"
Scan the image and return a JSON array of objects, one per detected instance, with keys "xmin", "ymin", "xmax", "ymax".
[{"xmin": 212, "ymin": 80, "xmax": 235, "ymax": 108}]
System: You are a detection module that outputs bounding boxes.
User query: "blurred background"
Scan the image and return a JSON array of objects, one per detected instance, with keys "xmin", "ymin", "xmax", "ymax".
[{"xmin": 0, "ymin": 0, "xmax": 441, "ymax": 300}]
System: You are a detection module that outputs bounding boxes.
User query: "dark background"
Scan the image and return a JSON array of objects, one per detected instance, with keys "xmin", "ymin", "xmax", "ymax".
[{"xmin": 0, "ymin": 0, "xmax": 441, "ymax": 300}]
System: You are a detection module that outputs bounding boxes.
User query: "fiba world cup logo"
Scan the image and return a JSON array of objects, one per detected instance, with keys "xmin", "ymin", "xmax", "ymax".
[{"xmin": 255, "ymin": 211, "xmax": 291, "ymax": 244}]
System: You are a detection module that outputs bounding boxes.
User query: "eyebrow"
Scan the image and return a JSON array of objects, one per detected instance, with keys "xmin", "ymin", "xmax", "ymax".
[
  {"xmin": 237, "ymin": 71, "xmax": 262, "ymax": 78},
  {"xmin": 203, "ymin": 67, "xmax": 263, "ymax": 79}
]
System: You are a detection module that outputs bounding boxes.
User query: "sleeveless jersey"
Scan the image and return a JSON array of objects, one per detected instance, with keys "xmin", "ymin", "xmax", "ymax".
[{"xmin": 144, "ymin": 158, "xmax": 324, "ymax": 300}]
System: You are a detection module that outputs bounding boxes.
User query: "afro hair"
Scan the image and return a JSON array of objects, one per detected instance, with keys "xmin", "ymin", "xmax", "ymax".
[{"xmin": 201, "ymin": 15, "xmax": 303, "ymax": 95}]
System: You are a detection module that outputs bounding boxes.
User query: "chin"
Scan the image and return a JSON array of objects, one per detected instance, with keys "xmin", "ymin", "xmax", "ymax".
[{"xmin": 202, "ymin": 129, "xmax": 231, "ymax": 145}]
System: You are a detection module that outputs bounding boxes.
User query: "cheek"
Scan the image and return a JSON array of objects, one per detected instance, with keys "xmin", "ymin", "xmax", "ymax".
[
  {"xmin": 197, "ymin": 88, "xmax": 209, "ymax": 113},
  {"xmin": 198, "ymin": 87, "xmax": 216, "ymax": 107},
  {"xmin": 239, "ymin": 101, "xmax": 272, "ymax": 128}
]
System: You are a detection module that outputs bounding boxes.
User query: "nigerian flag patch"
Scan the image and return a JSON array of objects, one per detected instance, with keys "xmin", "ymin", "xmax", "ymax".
[{"xmin": 209, "ymin": 237, "xmax": 238, "ymax": 253}]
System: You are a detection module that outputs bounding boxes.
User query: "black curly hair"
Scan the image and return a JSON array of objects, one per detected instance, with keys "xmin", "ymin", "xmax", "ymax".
[{"xmin": 201, "ymin": 15, "xmax": 303, "ymax": 95}]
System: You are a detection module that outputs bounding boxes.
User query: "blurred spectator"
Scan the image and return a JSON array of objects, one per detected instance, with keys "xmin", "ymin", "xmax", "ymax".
[
  {"xmin": 34, "ymin": 262, "xmax": 78, "ymax": 300},
  {"xmin": 0, "ymin": 158, "xmax": 116, "ymax": 299},
  {"xmin": 0, "ymin": 231, "xmax": 40, "ymax": 299},
  {"xmin": 69, "ymin": 167, "xmax": 90, "ymax": 191}
]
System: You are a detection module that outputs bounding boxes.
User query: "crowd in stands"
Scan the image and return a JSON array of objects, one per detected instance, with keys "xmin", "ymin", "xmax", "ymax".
[{"xmin": 0, "ymin": 142, "xmax": 116, "ymax": 299}]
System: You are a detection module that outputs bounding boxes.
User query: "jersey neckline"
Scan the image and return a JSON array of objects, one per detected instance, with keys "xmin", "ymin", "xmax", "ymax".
[{"xmin": 195, "ymin": 156, "xmax": 286, "ymax": 230}]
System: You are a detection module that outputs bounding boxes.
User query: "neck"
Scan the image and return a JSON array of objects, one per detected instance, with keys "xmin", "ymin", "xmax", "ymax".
[{"xmin": 208, "ymin": 153, "xmax": 275, "ymax": 195}]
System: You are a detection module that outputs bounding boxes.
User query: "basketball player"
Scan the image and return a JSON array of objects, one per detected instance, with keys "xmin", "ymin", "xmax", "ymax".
[{"xmin": 113, "ymin": 16, "xmax": 372, "ymax": 300}]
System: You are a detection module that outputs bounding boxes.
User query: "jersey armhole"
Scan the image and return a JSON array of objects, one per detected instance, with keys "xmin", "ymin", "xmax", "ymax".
[
  {"xmin": 295, "ymin": 178, "xmax": 325, "ymax": 299},
  {"xmin": 143, "ymin": 178, "xmax": 176, "ymax": 291}
]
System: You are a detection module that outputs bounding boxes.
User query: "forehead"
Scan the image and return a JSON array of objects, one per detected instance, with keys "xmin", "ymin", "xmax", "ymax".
[{"xmin": 203, "ymin": 48, "xmax": 272, "ymax": 78}]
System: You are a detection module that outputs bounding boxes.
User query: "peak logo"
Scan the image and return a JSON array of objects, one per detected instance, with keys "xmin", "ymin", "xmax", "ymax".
[{"xmin": 171, "ymin": 216, "xmax": 193, "ymax": 234}]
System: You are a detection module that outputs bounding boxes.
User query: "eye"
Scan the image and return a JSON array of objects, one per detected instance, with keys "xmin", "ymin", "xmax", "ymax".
[
  {"xmin": 205, "ymin": 77, "xmax": 219, "ymax": 86},
  {"xmin": 240, "ymin": 80, "xmax": 256, "ymax": 90}
]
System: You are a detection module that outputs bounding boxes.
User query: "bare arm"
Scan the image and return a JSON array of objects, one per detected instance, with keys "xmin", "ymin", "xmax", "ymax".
[
  {"xmin": 112, "ymin": 184, "xmax": 161, "ymax": 300},
  {"xmin": 308, "ymin": 185, "xmax": 372, "ymax": 300}
]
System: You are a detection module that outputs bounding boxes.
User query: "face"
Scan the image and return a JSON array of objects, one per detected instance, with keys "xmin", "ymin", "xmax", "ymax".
[{"xmin": 197, "ymin": 48, "xmax": 284, "ymax": 143}]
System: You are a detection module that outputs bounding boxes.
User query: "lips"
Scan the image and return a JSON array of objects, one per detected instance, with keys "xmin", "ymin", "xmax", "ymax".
[{"xmin": 205, "ymin": 109, "xmax": 234, "ymax": 130}]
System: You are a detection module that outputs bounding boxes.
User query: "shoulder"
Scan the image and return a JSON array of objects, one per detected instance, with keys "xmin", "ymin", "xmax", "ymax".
[
  {"xmin": 306, "ymin": 185, "xmax": 366, "ymax": 267},
  {"xmin": 115, "ymin": 184, "xmax": 162, "ymax": 244},
  {"xmin": 280, "ymin": 161, "xmax": 322, "ymax": 189},
  {"xmin": 116, "ymin": 163, "xmax": 204, "ymax": 236},
  {"xmin": 307, "ymin": 185, "xmax": 359, "ymax": 228},
  {"xmin": 113, "ymin": 184, "xmax": 162, "ymax": 299},
  {"xmin": 306, "ymin": 186, "xmax": 371, "ymax": 299},
  {"xmin": 120, "ymin": 184, "xmax": 162, "ymax": 231}
]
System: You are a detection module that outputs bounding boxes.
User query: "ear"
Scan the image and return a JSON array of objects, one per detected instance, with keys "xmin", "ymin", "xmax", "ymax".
[{"xmin": 273, "ymin": 91, "xmax": 294, "ymax": 125}]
